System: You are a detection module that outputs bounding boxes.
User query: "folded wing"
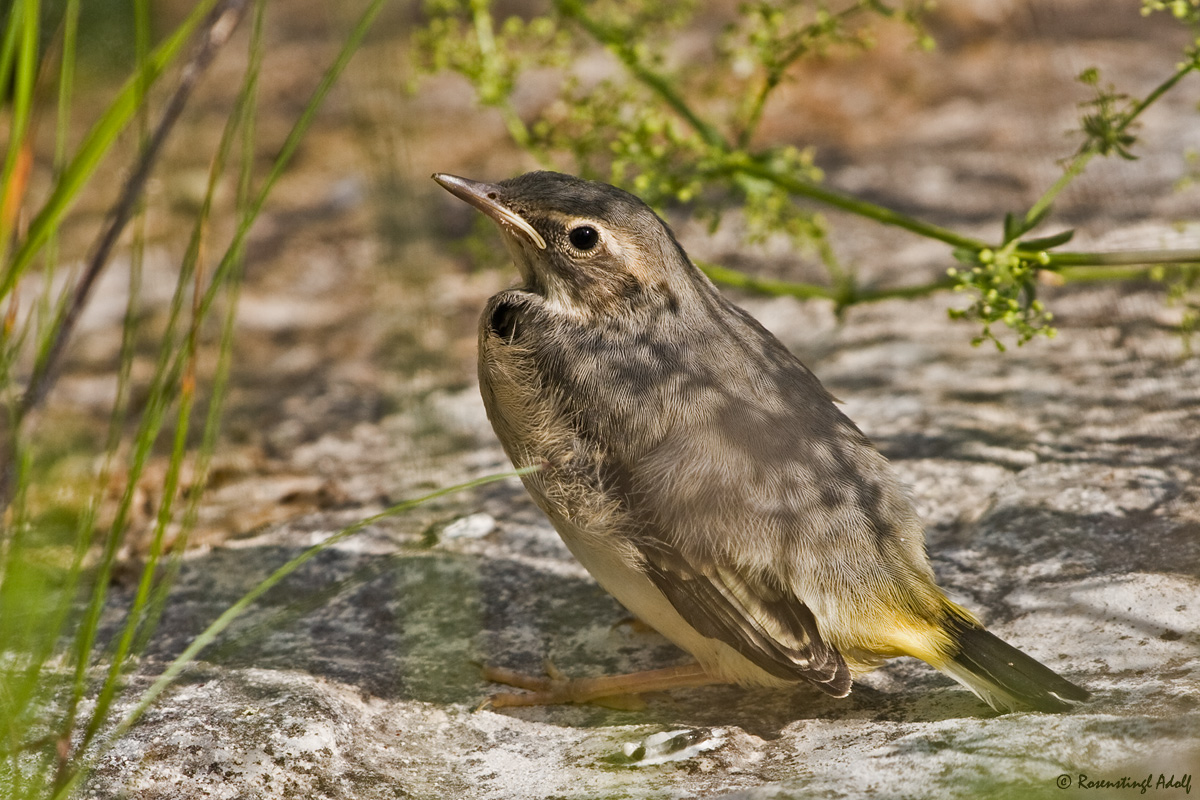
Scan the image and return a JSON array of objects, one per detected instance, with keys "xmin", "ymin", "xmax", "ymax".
[{"xmin": 638, "ymin": 542, "xmax": 851, "ymax": 696}]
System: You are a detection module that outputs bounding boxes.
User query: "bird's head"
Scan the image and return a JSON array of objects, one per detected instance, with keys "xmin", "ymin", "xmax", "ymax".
[{"xmin": 433, "ymin": 171, "xmax": 705, "ymax": 319}]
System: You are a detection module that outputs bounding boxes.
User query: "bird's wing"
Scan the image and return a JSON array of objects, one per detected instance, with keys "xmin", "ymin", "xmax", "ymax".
[
  {"xmin": 637, "ymin": 541, "xmax": 851, "ymax": 696},
  {"xmin": 607, "ymin": 334, "xmax": 897, "ymax": 697},
  {"xmin": 554, "ymin": 299, "xmax": 915, "ymax": 697}
]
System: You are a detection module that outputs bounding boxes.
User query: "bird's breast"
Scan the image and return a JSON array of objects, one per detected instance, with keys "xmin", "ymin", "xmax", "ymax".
[{"xmin": 478, "ymin": 292, "xmax": 631, "ymax": 539}]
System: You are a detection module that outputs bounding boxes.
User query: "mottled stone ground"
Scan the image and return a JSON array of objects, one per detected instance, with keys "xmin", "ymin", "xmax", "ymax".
[{"xmin": 61, "ymin": 1, "xmax": 1200, "ymax": 797}]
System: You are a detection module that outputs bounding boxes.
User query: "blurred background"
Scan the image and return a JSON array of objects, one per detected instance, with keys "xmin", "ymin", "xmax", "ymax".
[
  {"xmin": 15, "ymin": 0, "xmax": 1192, "ymax": 550},
  {"xmin": 1, "ymin": 0, "xmax": 1197, "ymax": 793}
]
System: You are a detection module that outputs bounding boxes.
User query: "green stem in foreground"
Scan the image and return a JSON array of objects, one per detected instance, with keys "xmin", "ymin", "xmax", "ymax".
[
  {"xmin": 553, "ymin": 0, "xmax": 730, "ymax": 151},
  {"xmin": 735, "ymin": 2, "xmax": 877, "ymax": 150},
  {"xmin": 1056, "ymin": 264, "xmax": 1195, "ymax": 284},
  {"xmin": 0, "ymin": 0, "xmax": 225, "ymax": 301},
  {"xmin": 1037, "ymin": 249, "xmax": 1200, "ymax": 268},
  {"xmin": 728, "ymin": 158, "xmax": 988, "ymax": 251},
  {"xmin": 699, "ymin": 261, "xmax": 835, "ymax": 301},
  {"xmin": 49, "ymin": 466, "xmax": 540, "ymax": 800},
  {"xmin": 700, "ymin": 260, "xmax": 958, "ymax": 307},
  {"xmin": 469, "ymin": 0, "xmax": 543, "ymax": 161},
  {"xmin": 553, "ymin": 0, "xmax": 1198, "ymax": 294},
  {"xmin": 701, "ymin": 251, "xmax": 1199, "ymax": 309},
  {"xmin": 1021, "ymin": 58, "xmax": 1199, "ymax": 231},
  {"xmin": 549, "ymin": 1, "xmax": 986, "ymax": 253},
  {"xmin": 0, "ymin": 0, "xmax": 39, "ymax": 266}
]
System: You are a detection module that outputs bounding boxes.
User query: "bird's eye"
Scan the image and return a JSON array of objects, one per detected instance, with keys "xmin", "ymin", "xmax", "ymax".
[{"xmin": 568, "ymin": 225, "xmax": 600, "ymax": 252}]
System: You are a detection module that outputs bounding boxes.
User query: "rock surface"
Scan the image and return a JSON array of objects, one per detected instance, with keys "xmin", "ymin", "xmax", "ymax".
[
  {"xmin": 88, "ymin": 282, "xmax": 1200, "ymax": 799},
  {"xmin": 70, "ymin": 1, "xmax": 1200, "ymax": 798}
]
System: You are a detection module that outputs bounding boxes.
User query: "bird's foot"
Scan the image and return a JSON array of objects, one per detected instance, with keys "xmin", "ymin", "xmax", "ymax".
[{"xmin": 478, "ymin": 661, "xmax": 720, "ymax": 709}]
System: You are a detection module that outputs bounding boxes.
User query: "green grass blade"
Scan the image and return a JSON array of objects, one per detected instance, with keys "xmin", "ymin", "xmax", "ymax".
[
  {"xmin": 151, "ymin": 0, "xmax": 388, "ymax": 452},
  {"xmin": 131, "ymin": 467, "xmax": 540, "ymax": 723},
  {"xmin": 0, "ymin": 0, "xmax": 39, "ymax": 265},
  {"xmin": 139, "ymin": 0, "xmax": 267, "ymax": 673},
  {"xmin": 0, "ymin": 0, "xmax": 224, "ymax": 301},
  {"xmin": 77, "ymin": 0, "xmax": 263, "ymax": 758},
  {"xmin": 50, "ymin": 466, "xmax": 539, "ymax": 800},
  {"xmin": 0, "ymin": 3, "xmax": 21, "ymax": 106}
]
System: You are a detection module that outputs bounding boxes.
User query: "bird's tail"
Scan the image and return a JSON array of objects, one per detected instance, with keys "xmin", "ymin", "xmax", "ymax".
[{"xmin": 933, "ymin": 612, "xmax": 1090, "ymax": 713}]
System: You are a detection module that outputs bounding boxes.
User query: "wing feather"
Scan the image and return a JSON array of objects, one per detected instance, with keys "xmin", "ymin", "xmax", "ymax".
[{"xmin": 639, "ymin": 543, "xmax": 851, "ymax": 696}]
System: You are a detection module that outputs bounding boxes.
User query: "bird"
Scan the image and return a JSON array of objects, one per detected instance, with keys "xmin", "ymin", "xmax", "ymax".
[{"xmin": 432, "ymin": 169, "xmax": 1090, "ymax": 714}]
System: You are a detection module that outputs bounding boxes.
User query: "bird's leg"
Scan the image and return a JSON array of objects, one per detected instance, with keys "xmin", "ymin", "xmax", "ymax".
[
  {"xmin": 480, "ymin": 662, "xmax": 722, "ymax": 708},
  {"xmin": 611, "ymin": 615, "xmax": 657, "ymax": 634}
]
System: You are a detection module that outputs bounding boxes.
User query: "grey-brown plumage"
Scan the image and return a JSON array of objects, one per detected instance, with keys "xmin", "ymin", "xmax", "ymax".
[{"xmin": 434, "ymin": 170, "xmax": 1089, "ymax": 713}]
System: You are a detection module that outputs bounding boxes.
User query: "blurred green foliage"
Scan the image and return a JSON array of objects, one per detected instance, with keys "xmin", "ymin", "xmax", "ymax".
[
  {"xmin": 0, "ymin": 0, "xmax": 394, "ymax": 796},
  {"xmin": 413, "ymin": 0, "xmax": 1200, "ymax": 350}
]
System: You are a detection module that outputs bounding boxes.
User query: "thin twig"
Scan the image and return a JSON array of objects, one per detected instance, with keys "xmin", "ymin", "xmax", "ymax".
[
  {"xmin": 557, "ymin": 0, "xmax": 1200, "ymax": 288},
  {"xmin": 1021, "ymin": 59, "xmax": 1199, "ymax": 231},
  {"xmin": 700, "ymin": 260, "xmax": 958, "ymax": 307},
  {"xmin": 0, "ymin": 0, "xmax": 249, "ymax": 514},
  {"xmin": 736, "ymin": 2, "xmax": 871, "ymax": 149},
  {"xmin": 553, "ymin": 0, "xmax": 729, "ymax": 150},
  {"xmin": 22, "ymin": 0, "xmax": 246, "ymax": 418},
  {"xmin": 1040, "ymin": 248, "xmax": 1200, "ymax": 268},
  {"xmin": 730, "ymin": 158, "xmax": 988, "ymax": 251}
]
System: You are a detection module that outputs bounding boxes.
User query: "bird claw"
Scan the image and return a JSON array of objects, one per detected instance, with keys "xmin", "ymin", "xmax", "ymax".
[{"xmin": 477, "ymin": 663, "xmax": 646, "ymax": 709}]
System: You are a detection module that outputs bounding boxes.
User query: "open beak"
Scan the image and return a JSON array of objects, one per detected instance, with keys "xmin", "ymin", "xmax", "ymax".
[{"xmin": 432, "ymin": 173, "xmax": 546, "ymax": 250}]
